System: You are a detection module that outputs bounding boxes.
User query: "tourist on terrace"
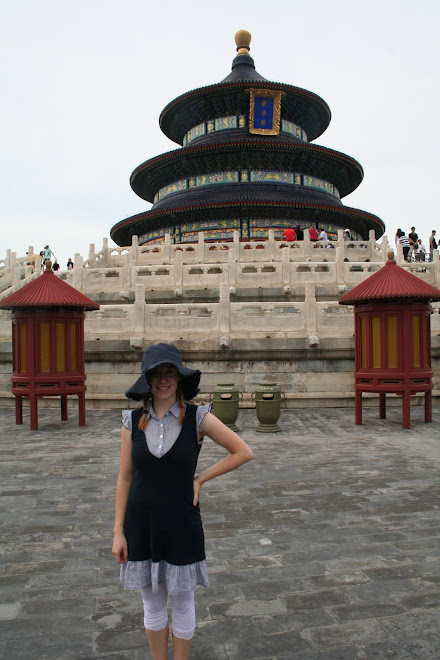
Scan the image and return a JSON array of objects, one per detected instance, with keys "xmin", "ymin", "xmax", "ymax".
[
  {"xmin": 314, "ymin": 227, "xmax": 328, "ymax": 248},
  {"xmin": 281, "ymin": 225, "xmax": 296, "ymax": 242},
  {"xmin": 309, "ymin": 226, "xmax": 318, "ymax": 242},
  {"xmin": 408, "ymin": 227, "xmax": 418, "ymax": 261},
  {"xmin": 398, "ymin": 232, "xmax": 411, "ymax": 262},
  {"xmin": 42, "ymin": 244, "xmax": 55, "ymax": 266},
  {"xmin": 112, "ymin": 343, "xmax": 253, "ymax": 660},
  {"xmin": 295, "ymin": 224, "xmax": 304, "ymax": 240},
  {"xmin": 67, "ymin": 258, "xmax": 74, "ymax": 270},
  {"xmin": 429, "ymin": 230, "xmax": 437, "ymax": 262},
  {"xmin": 415, "ymin": 239, "xmax": 426, "ymax": 262},
  {"xmin": 318, "ymin": 228, "xmax": 328, "ymax": 242}
]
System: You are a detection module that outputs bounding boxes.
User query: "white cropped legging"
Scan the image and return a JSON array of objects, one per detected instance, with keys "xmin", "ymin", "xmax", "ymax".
[{"xmin": 140, "ymin": 584, "xmax": 195, "ymax": 640}]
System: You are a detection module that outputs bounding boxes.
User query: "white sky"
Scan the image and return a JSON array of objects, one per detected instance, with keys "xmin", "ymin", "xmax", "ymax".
[{"xmin": 1, "ymin": 0, "xmax": 439, "ymax": 269}]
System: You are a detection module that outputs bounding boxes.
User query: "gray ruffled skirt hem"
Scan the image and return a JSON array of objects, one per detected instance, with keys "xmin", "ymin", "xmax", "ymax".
[{"xmin": 120, "ymin": 559, "xmax": 209, "ymax": 594}]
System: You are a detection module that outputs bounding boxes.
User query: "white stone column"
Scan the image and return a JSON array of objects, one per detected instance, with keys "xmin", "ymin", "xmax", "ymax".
[
  {"xmin": 12, "ymin": 264, "xmax": 22, "ymax": 286},
  {"xmin": 305, "ymin": 282, "xmax": 317, "ymax": 334},
  {"xmin": 368, "ymin": 229, "xmax": 376, "ymax": 260},
  {"xmin": 233, "ymin": 230, "xmax": 240, "ymax": 260},
  {"xmin": 130, "ymin": 237, "xmax": 138, "ymax": 265},
  {"xmin": 432, "ymin": 249, "xmax": 439, "ymax": 286},
  {"xmin": 164, "ymin": 233, "xmax": 171, "ymax": 263},
  {"xmin": 174, "ymin": 248, "xmax": 183, "ymax": 288},
  {"xmin": 282, "ymin": 246, "xmax": 290, "ymax": 284},
  {"xmin": 268, "ymin": 230, "xmax": 275, "ymax": 261},
  {"xmin": 197, "ymin": 232, "xmax": 204, "ymax": 263},
  {"xmin": 219, "ymin": 282, "xmax": 230, "ymax": 335},
  {"xmin": 335, "ymin": 246, "xmax": 345, "ymax": 283},
  {"xmin": 102, "ymin": 237, "xmax": 109, "ymax": 267},
  {"xmin": 134, "ymin": 284, "xmax": 145, "ymax": 334},
  {"xmin": 73, "ymin": 254, "xmax": 83, "ymax": 289},
  {"xmin": 123, "ymin": 251, "xmax": 131, "ymax": 287},
  {"xmin": 88, "ymin": 243, "xmax": 96, "ymax": 267},
  {"xmin": 381, "ymin": 235, "xmax": 389, "ymax": 261},
  {"xmin": 228, "ymin": 243, "xmax": 236, "ymax": 285},
  {"xmin": 303, "ymin": 227, "xmax": 311, "ymax": 258}
]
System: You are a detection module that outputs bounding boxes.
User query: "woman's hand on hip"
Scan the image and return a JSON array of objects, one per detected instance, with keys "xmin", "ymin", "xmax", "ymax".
[
  {"xmin": 112, "ymin": 532, "xmax": 128, "ymax": 564},
  {"xmin": 193, "ymin": 476, "xmax": 202, "ymax": 506}
]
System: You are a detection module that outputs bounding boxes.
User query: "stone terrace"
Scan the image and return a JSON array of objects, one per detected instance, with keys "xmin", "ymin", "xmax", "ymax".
[
  {"xmin": 1, "ymin": 232, "xmax": 439, "ymax": 411},
  {"xmin": 1, "ymin": 406, "xmax": 439, "ymax": 659}
]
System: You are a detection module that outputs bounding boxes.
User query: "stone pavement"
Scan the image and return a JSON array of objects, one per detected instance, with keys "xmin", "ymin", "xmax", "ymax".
[{"xmin": 1, "ymin": 405, "xmax": 440, "ymax": 660}]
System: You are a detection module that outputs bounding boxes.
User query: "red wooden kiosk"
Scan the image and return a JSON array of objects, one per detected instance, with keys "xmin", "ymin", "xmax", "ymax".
[
  {"xmin": 339, "ymin": 251, "xmax": 440, "ymax": 429},
  {"xmin": 0, "ymin": 262, "xmax": 99, "ymax": 430}
]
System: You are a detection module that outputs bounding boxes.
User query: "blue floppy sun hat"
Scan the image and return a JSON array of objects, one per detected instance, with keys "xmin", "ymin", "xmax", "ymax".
[{"xmin": 125, "ymin": 343, "xmax": 201, "ymax": 401}]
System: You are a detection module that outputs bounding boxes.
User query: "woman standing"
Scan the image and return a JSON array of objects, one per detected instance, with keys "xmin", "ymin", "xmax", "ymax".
[{"xmin": 112, "ymin": 343, "xmax": 254, "ymax": 660}]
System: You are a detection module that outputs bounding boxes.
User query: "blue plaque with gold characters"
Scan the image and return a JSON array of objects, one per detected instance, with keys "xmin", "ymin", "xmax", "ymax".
[{"xmin": 248, "ymin": 88, "xmax": 283, "ymax": 136}]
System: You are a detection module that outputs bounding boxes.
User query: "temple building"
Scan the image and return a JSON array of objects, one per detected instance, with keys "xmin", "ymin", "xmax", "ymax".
[
  {"xmin": 1, "ymin": 33, "xmax": 438, "ymax": 412},
  {"xmin": 111, "ymin": 31, "xmax": 384, "ymax": 247}
]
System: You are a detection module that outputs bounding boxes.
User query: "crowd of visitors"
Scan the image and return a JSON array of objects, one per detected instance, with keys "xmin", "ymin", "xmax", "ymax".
[
  {"xmin": 25, "ymin": 246, "xmax": 75, "ymax": 273},
  {"xmin": 395, "ymin": 227, "xmax": 438, "ymax": 262},
  {"xmin": 278, "ymin": 224, "xmax": 438, "ymax": 262}
]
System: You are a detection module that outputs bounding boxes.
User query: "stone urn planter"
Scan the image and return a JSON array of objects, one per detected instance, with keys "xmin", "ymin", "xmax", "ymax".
[
  {"xmin": 254, "ymin": 382, "xmax": 282, "ymax": 433},
  {"xmin": 211, "ymin": 383, "xmax": 240, "ymax": 431}
]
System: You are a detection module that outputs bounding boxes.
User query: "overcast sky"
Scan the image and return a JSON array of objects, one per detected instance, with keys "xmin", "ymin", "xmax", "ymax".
[{"xmin": 1, "ymin": 0, "xmax": 439, "ymax": 269}]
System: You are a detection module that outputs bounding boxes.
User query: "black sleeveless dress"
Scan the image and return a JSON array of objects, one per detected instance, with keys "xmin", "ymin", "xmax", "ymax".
[{"xmin": 124, "ymin": 404, "xmax": 206, "ymax": 568}]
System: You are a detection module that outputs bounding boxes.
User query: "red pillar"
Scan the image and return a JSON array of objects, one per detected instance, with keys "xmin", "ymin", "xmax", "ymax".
[
  {"xmin": 29, "ymin": 394, "xmax": 38, "ymax": 431},
  {"xmin": 15, "ymin": 396, "xmax": 23, "ymax": 425},
  {"xmin": 355, "ymin": 390, "xmax": 362, "ymax": 425},
  {"xmin": 78, "ymin": 393, "xmax": 86, "ymax": 426},
  {"xmin": 379, "ymin": 392, "xmax": 386, "ymax": 419},
  {"xmin": 425, "ymin": 390, "xmax": 432, "ymax": 423},
  {"xmin": 61, "ymin": 395, "xmax": 68, "ymax": 421},
  {"xmin": 402, "ymin": 390, "xmax": 411, "ymax": 429}
]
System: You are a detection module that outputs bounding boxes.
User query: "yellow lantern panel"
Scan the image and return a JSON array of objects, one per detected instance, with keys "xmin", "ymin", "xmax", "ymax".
[
  {"xmin": 70, "ymin": 324, "xmax": 77, "ymax": 371},
  {"xmin": 412, "ymin": 316, "xmax": 421, "ymax": 368},
  {"xmin": 371, "ymin": 317, "xmax": 381, "ymax": 368},
  {"xmin": 386, "ymin": 316, "xmax": 398, "ymax": 369},
  {"xmin": 40, "ymin": 322, "xmax": 50, "ymax": 372},
  {"xmin": 360, "ymin": 317, "xmax": 367, "ymax": 368},
  {"xmin": 19, "ymin": 322, "xmax": 27, "ymax": 373},
  {"xmin": 56, "ymin": 323, "xmax": 66, "ymax": 372}
]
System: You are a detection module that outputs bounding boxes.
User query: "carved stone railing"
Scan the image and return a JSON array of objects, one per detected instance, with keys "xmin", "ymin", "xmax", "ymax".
[{"xmin": 1, "ymin": 233, "xmax": 439, "ymax": 303}]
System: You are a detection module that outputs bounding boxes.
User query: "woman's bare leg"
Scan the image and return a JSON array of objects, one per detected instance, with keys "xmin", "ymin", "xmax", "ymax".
[
  {"xmin": 172, "ymin": 632, "xmax": 193, "ymax": 660},
  {"xmin": 145, "ymin": 625, "xmax": 169, "ymax": 660}
]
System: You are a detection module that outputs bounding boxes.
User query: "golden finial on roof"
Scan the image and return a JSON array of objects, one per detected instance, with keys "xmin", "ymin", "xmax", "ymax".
[
  {"xmin": 387, "ymin": 249, "xmax": 395, "ymax": 262},
  {"xmin": 235, "ymin": 30, "xmax": 251, "ymax": 55}
]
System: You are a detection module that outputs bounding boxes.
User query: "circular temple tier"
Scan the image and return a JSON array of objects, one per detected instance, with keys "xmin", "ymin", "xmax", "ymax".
[{"xmin": 111, "ymin": 32, "xmax": 384, "ymax": 246}]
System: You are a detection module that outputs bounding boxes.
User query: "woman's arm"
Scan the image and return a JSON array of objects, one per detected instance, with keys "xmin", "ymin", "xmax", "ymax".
[
  {"xmin": 112, "ymin": 425, "xmax": 135, "ymax": 563},
  {"xmin": 193, "ymin": 412, "xmax": 254, "ymax": 505}
]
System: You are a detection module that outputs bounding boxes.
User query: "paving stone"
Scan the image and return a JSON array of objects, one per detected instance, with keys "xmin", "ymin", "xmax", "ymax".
[
  {"xmin": 94, "ymin": 629, "xmax": 147, "ymax": 654},
  {"xmin": 0, "ymin": 602, "xmax": 21, "ymax": 620},
  {"xmin": 301, "ymin": 618, "xmax": 393, "ymax": 649},
  {"xmin": 379, "ymin": 609, "xmax": 440, "ymax": 639},
  {"xmin": 1, "ymin": 406, "xmax": 440, "ymax": 658}
]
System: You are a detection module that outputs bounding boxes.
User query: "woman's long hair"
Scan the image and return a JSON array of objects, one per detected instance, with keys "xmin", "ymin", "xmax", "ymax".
[{"xmin": 138, "ymin": 383, "xmax": 186, "ymax": 431}]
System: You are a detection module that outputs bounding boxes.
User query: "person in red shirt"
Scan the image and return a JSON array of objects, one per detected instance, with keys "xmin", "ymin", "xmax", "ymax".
[
  {"xmin": 281, "ymin": 225, "xmax": 296, "ymax": 242},
  {"xmin": 309, "ymin": 226, "xmax": 318, "ymax": 241}
]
